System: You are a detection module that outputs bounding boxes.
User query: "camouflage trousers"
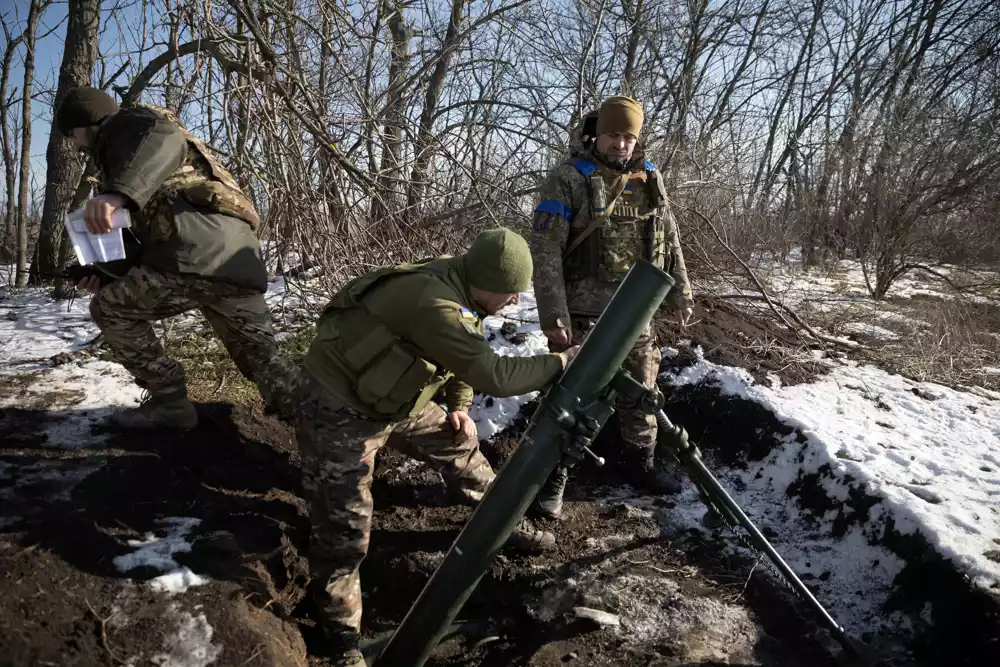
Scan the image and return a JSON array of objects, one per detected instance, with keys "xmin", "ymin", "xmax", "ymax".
[
  {"xmin": 553, "ymin": 317, "xmax": 660, "ymax": 468},
  {"xmin": 89, "ymin": 265, "xmax": 299, "ymax": 420},
  {"xmin": 295, "ymin": 375, "xmax": 494, "ymax": 638}
]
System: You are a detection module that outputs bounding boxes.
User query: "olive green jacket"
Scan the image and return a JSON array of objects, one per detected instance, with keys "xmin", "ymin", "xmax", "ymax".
[
  {"xmin": 91, "ymin": 107, "xmax": 268, "ymax": 291},
  {"xmin": 304, "ymin": 256, "xmax": 564, "ymax": 421}
]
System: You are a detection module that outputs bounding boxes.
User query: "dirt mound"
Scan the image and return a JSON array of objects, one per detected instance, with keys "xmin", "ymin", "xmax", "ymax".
[
  {"xmin": 657, "ymin": 296, "xmax": 826, "ymax": 387},
  {"xmin": 4, "ymin": 359, "xmax": 999, "ymax": 666},
  {"xmin": 0, "ymin": 401, "xmax": 309, "ymax": 667}
]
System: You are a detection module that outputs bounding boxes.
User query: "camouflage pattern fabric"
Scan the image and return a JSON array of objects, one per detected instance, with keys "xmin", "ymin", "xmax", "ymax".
[
  {"xmin": 137, "ymin": 104, "xmax": 261, "ymax": 229},
  {"xmin": 89, "ymin": 265, "xmax": 299, "ymax": 420},
  {"xmin": 551, "ymin": 318, "xmax": 659, "ymax": 464},
  {"xmin": 295, "ymin": 374, "xmax": 494, "ymax": 637},
  {"xmin": 529, "ymin": 148, "xmax": 694, "ymax": 331}
]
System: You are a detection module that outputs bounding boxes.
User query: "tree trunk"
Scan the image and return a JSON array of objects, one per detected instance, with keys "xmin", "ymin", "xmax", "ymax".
[
  {"xmin": 620, "ymin": 0, "xmax": 645, "ymax": 96},
  {"xmin": 372, "ymin": 0, "xmax": 410, "ymax": 223},
  {"xmin": 1, "ymin": 20, "xmax": 25, "ymax": 264},
  {"xmin": 405, "ymin": 0, "xmax": 465, "ymax": 218},
  {"xmin": 16, "ymin": 0, "xmax": 46, "ymax": 288},
  {"xmin": 33, "ymin": 0, "xmax": 101, "ymax": 289}
]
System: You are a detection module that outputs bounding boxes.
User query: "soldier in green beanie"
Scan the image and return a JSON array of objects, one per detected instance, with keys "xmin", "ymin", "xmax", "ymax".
[{"xmin": 296, "ymin": 228, "xmax": 578, "ymax": 666}]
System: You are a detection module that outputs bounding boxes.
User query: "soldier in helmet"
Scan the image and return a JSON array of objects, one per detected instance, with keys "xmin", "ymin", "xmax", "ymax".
[
  {"xmin": 55, "ymin": 86, "xmax": 298, "ymax": 428},
  {"xmin": 296, "ymin": 228, "xmax": 579, "ymax": 666},
  {"xmin": 529, "ymin": 95, "xmax": 695, "ymax": 519}
]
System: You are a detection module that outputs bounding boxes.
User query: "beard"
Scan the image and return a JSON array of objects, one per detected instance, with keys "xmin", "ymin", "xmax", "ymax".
[{"xmin": 595, "ymin": 148, "xmax": 629, "ymax": 171}]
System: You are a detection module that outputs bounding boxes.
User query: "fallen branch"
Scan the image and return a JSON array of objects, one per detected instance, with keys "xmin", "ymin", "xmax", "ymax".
[
  {"xmin": 85, "ymin": 599, "xmax": 125, "ymax": 665},
  {"xmin": 681, "ymin": 205, "xmax": 860, "ymax": 350}
]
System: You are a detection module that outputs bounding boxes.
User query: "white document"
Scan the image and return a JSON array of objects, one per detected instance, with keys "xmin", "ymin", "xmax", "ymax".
[{"xmin": 64, "ymin": 207, "xmax": 132, "ymax": 265}]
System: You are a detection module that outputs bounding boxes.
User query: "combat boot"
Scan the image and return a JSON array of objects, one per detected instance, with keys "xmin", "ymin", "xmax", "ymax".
[
  {"xmin": 505, "ymin": 518, "xmax": 556, "ymax": 553},
  {"xmin": 531, "ymin": 465, "xmax": 569, "ymax": 520},
  {"xmin": 619, "ymin": 444, "xmax": 682, "ymax": 495},
  {"xmin": 110, "ymin": 390, "xmax": 198, "ymax": 430},
  {"xmin": 623, "ymin": 465, "xmax": 683, "ymax": 495}
]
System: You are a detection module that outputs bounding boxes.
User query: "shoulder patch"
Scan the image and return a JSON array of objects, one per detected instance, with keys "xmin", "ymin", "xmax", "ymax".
[
  {"xmin": 569, "ymin": 158, "xmax": 598, "ymax": 177},
  {"xmin": 458, "ymin": 307, "xmax": 484, "ymax": 338},
  {"xmin": 535, "ymin": 199, "xmax": 571, "ymax": 220}
]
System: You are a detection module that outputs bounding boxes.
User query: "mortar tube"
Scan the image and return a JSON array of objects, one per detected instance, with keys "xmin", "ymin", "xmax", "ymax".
[{"xmin": 376, "ymin": 261, "xmax": 675, "ymax": 667}]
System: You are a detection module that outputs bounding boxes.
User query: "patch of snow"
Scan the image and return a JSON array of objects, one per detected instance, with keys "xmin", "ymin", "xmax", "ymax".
[
  {"xmin": 144, "ymin": 604, "xmax": 222, "ymax": 667},
  {"xmin": 470, "ymin": 286, "xmax": 550, "ymax": 440},
  {"xmin": 841, "ymin": 321, "xmax": 901, "ymax": 342},
  {"xmin": 0, "ymin": 361, "xmax": 144, "ymax": 447},
  {"xmin": 664, "ymin": 350, "xmax": 1000, "ymax": 612},
  {"xmin": 114, "ymin": 517, "xmax": 208, "ymax": 594},
  {"xmin": 0, "ymin": 290, "xmax": 102, "ymax": 364}
]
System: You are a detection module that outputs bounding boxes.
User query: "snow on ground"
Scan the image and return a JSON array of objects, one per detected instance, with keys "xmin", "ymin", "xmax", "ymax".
[
  {"xmin": 658, "ymin": 348, "xmax": 1000, "ymax": 633},
  {"xmin": 6, "ymin": 259, "xmax": 1000, "ymax": 649},
  {"xmin": 113, "ymin": 517, "xmax": 209, "ymax": 594},
  {"xmin": 469, "ymin": 289, "xmax": 550, "ymax": 440},
  {"xmin": 839, "ymin": 321, "xmax": 901, "ymax": 342},
  {"xmin": 125, "ymin": 603, "xmax": 222, "ymax": 667},
  {"xmin": 743, "ymin": 248, "xmax": 1000, "ymax": 309}
]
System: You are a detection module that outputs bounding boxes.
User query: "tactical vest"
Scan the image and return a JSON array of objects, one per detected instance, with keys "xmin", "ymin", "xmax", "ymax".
[
  {"xmin": 564, "ymin": 157, "xmax": 671, "ymax": 282},
  {"xmin": 132, "ymin": 105, "xmax": 261, "ymax": 230},
  {"xmin": 311, "ymin": 257, "xmax": 470, "ymax": 421}
]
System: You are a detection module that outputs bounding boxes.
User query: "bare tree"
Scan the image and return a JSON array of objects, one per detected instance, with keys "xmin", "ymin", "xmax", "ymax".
[
  {"xmin": 14, "ymin": 0, "xmax": 51, "ymax": 287},
  {"xmin": 1, "ymin": 15, "xmax": 26, "ymax": 264},
  {"xmin": 33, "ymin": 0, "xmax": 101, "ymax": 289}
]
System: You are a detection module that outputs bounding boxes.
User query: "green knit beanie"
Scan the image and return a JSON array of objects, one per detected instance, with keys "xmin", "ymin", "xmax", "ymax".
[
  {"xmin": 56, "ymin": 86, "xmax": 120, "ymax": 136},
  {"xmin": 465, "ymin": 228, "xmax": 533, "ymax": 293}
]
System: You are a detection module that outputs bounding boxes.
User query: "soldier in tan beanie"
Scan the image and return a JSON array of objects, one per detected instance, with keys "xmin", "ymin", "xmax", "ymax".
[{"xmin": 528, "ymin": 95, "xmax": 696, "ymax": 519}]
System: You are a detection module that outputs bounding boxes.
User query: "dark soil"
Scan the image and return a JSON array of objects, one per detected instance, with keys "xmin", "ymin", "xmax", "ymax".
[
  {"xmin": 655, "ymin": 296, "xmax": 828, "ymax": 387},
  {"xmin": 1, "ymin": 297, "xmax": 997, "ymax": 667}
]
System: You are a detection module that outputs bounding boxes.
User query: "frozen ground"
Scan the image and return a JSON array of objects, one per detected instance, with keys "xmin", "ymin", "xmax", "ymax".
[
  {"xmin": 3, "ymin": 257, "xmax": 1000, "ymax": 661},
  {"xmin": 659, "ymin": 349, "xmax": 1000, "ymax": 633}
]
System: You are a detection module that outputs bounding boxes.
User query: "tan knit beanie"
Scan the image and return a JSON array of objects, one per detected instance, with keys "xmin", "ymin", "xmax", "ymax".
[{"xmin": 596, "ymin": 96, "xmax": 644, "ymax": 137}]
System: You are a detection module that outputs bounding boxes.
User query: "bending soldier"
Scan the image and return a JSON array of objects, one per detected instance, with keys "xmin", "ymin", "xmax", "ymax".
[
  {"xmin": 296, "ymin": 229, "xmax": 578, "ymax": 666},
  {"xmin": 529, "ymin": 96, "xmax": 696, "ymax": 519},
  {"xmin": 55, "ymin": 86, "xmax": 298, "ymax": 428}
]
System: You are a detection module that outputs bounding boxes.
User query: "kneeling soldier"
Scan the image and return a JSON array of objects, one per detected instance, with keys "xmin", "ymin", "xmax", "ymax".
[{"xmin": 296, "ymin": 229, "xmax": 578, "ymax": 666}]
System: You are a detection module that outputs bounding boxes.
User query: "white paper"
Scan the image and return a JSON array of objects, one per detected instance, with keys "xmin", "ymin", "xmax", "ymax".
[{"xmin": 64, "ymin": 207, "xmax": 131, "ymax": 265}]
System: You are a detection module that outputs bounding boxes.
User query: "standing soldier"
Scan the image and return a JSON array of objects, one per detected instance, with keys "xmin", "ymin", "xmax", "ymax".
[
  {"xmin": 55, "ymin": 86, "xmax": 298, "ymax": 428},
  {"xmin": 529, "ymin": 96, "xmax": 695, "ymax": 519},
  {"xmin": 296, "ymin": 229, "xmax": 578, "ymax": 666}
]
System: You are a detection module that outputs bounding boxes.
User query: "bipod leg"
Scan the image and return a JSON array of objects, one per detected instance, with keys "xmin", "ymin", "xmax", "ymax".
[{"xmin": 656, "ymin": 409, "xmax": 883, "ymax": 666}]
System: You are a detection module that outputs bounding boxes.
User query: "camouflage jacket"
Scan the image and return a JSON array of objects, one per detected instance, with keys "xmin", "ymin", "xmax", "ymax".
[
  {"xmin": 91, "ymin": 105, "xmax": 268, "ymax": 292},
  {"xmin": 529, "ymin": 146, "xmax": 694, "ymax": 330},
  {"xmin": 304, "ymin": 256, "xmax": 564, "ymax": 422}
]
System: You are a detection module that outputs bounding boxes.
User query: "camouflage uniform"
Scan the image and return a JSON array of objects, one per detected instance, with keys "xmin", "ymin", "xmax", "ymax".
[
  {"xmin": 297, "ymin": 248, "xmax": 564, "ymax": 654},
  {"xmin": 296, "ymin": 377, "xmax": 495, "ymax": 638},
  {"xmin": 84, "ymin": 104, "xmax": 298, "ymax": 420},
  {"xmin": 90, "ymin": 265, "xmax": 298, "ymax": 420},
  {"xmin": 530, "ymin": 144, "xmax": 694, "ymax": 469}
]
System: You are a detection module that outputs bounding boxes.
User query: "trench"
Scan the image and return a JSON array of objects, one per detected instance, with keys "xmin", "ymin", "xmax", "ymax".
[{"xmin": 334, "ymin": 374, "xmax": 983, "ymax": 666}]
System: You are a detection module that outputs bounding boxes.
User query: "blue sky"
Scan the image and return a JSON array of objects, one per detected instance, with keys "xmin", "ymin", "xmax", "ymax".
[{"xmin": 3, "ymin": 0, "xmax": 154, "ymax": 178}]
